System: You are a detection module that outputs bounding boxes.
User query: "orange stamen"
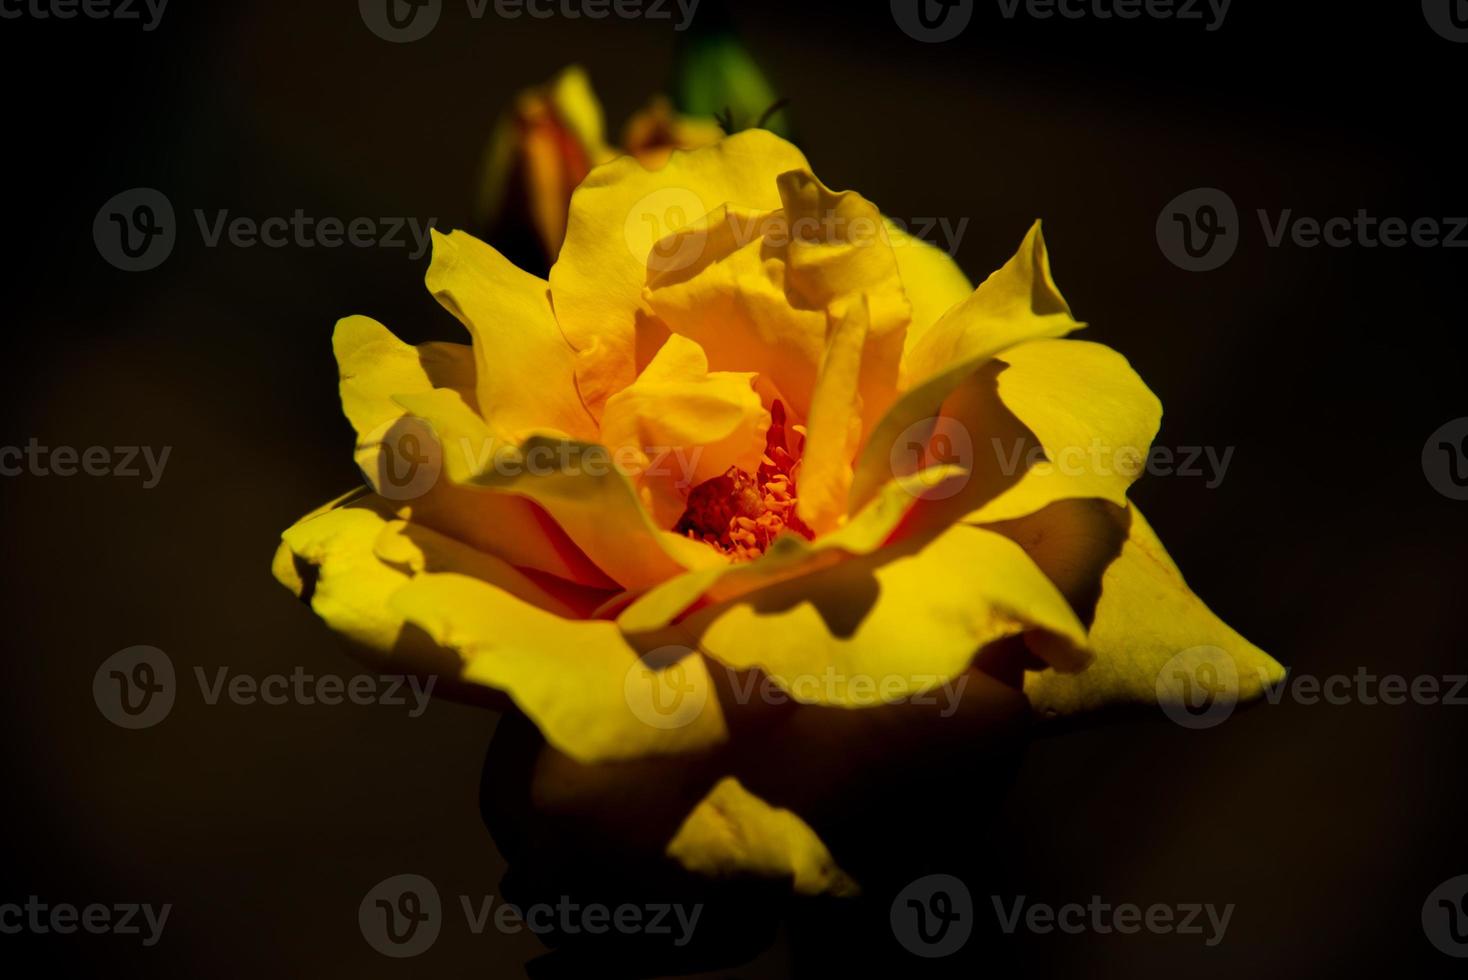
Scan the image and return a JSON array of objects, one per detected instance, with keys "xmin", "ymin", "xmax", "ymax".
[{"xmin": 673, "ymin": 401, "xmax": 814, "ymax": 562}]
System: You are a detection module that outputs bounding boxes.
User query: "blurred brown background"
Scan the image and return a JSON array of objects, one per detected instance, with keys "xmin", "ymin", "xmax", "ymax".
[{"xmin": 2, "ymin": 0, "xmax": 1466, "ymax": 976}]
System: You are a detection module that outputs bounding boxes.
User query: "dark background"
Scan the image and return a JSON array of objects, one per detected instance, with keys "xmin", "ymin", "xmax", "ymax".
[{"xmin": 2, "ymin": 0, "xmax": 1466, "ymax": 976}]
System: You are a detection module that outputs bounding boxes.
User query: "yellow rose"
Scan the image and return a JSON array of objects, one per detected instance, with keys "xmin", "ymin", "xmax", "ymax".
[{"xmin": 274, "ymin": 129, "xmax": 1282, "ymax": 896}]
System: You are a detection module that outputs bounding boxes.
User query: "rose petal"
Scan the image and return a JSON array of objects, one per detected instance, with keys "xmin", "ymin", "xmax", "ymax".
[
  {"xmin": 645, "ymin": 170, "xmax": 911, "ymax": 441},
  {"xmin": 850, "ymin": 221, "xmax": 1084, "ymax": 515},
  {"xmin": 333, "ymin": 315, "xmax": 613, "ymax": 587},
  {"xmin": 392, "ymin": 572, "xmax": 729, "ymax": 763},
  {"xmin": 392, "ymin": 387, "xmax": 723, "ymax": 590},
  {"xmin": 796, "ymin": 295, "xmax": 870, "ymax": 534},
  {"xmin": 666, "ymin": 777, "xmax": 859, "ymax": 897},
  {"xmin": 425, "ymin": 229, "xmax": 598, "ymax": 443},
  {"xmin": 680, "ymin": 523, "xmax": 1091, "ymax": 705},
  {"xmin": 887, "ymin": 219, "xmax": 974, "ymax": 358},
  {"xmin": 1024, "ymin": 506, "xmax": 1285, "ymax": 716},
  {"xmin": 550, "ymin": 130, "xmax": 811, "ymax": 417},
  {"xmin": 600, "ymin": 335, "xmax": 769, "ymax": 528},
  {"xmin": 899, "ymin": 219, "xmax": 1081, "ymax": 388}
]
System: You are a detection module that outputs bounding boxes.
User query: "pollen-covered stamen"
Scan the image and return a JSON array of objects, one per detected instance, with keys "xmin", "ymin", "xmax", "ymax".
[{"xmin": 674, "ymin": 401, "xmax": 814, "ymax": 561}]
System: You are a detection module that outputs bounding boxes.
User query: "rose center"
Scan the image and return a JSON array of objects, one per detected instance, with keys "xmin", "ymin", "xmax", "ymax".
[{"xmin": 674, "ymin": 401, "xmax": 814, "ymax": 561}]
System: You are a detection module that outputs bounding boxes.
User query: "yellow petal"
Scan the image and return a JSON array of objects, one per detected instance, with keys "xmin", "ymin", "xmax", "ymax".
[
  {"xmin": 336, "ymin": 314, "xmax": 477, "ymax": 430},
  {"xmin": 372, "ymin": 519, "xmax": 611, "ymax": 620},
  {"xmin": 333, "ymin": 315, "xmax": 613, "ymax": 587},
  {"xmin": 599, "ymin": 334, "xmax": 770, "ymax": 528},
  {"xmin": 681, "ymin": 523, "xmax": 1090, "ymax": 705},
  {"xmin": 966, "ymin": 339, "xmax": 1161, "ymax": 523},
  {"xmin": 275, "ymin": 494, "xmax": 415, "ymax": 656},
  {"xmin": 392, "ymin": 387, "xmax": 722, "ymax": 590},
  {"xmin": 615, "ymin": 465, "xmax": 966, "ymax": 636},
  {"xmin": 850, "ymin": 222, "xmax": 1084, "ymax": 514},
  {"xmin": 644, "ymin": 203, "xmax": 824, "ymax": 416},
  {"xmin": 979, "ymin": 498, "xmax": 1130, "ymax": 621},
  {"xmin": 392, "ymin": 573, "xmax": 728, "ymax": 763},
  {"xmin": 666, "ymin": 777, "xmax": 859, "ymax": 897},
  {"xmin": 274, "ymin": 490, "xmax": 610, "ymax": 669},
  {"xmin": 645, "ymin": 170, "xmax": 910, "ymax": 440},
  {"xmin": 900, "ymin": 219, "xmax": 1081, "ymax": 388},
  {"xmin": 549, "ymin": 130, "xmax": 811, "ymax": 417},
  {"xmin": 425, "ymin": 229, "xmax": 597, "ymax": 443},
  {"xmin": 1024, "ymin": 506, "xmax": 1285, "ymax": 716},
  {"xmin": 778, "ymin": 171, "xmax": 909, "ymax": 435},
  {"xmin": 887, "ymin": 219, "xmax": 973, "ymax": 357},
  {"xmin": 890, "ymin": 338, "xmax": 1162, "ymax": 539},
  {"xmin": 796, "ymin": 296, "xmax": 869, "ymax": 534}
]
